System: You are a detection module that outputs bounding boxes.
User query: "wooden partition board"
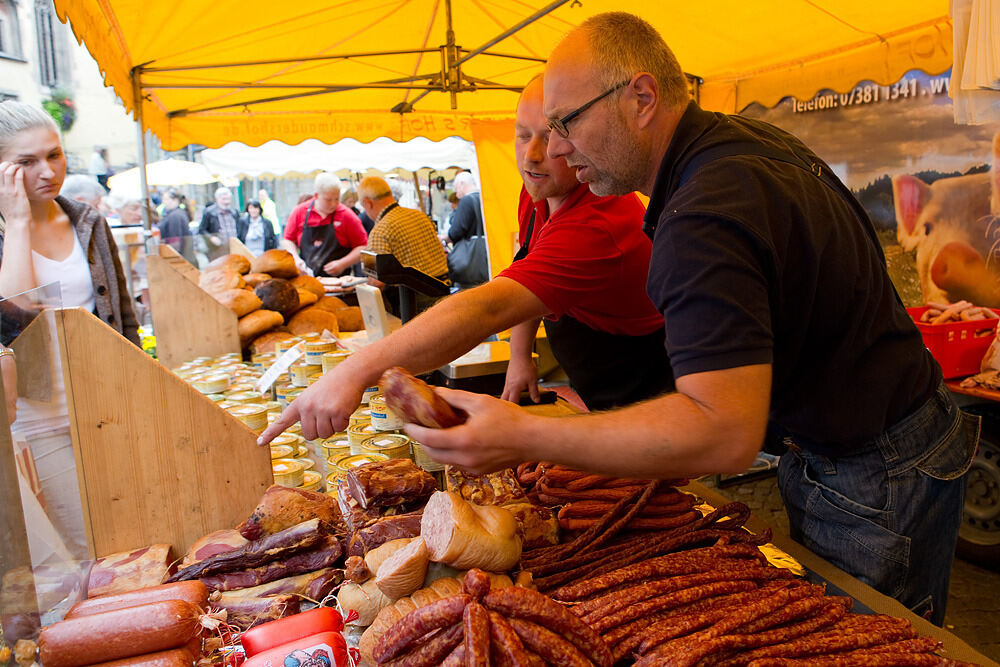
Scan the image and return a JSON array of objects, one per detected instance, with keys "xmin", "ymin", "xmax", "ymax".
[
  {"xmin": 228, "ymin": 238, "xmax": 254, "ymax": 261},
  {"xmin": 42, "ymin": 308, "xmax": 271, "ymax": 557},
  {"xmin": 148, "ymin": 246, "xmax": 240, "ymax": 369},
  {"xmin": 0, "ymin": 376, "xmax": 33, "ymax": 592}
]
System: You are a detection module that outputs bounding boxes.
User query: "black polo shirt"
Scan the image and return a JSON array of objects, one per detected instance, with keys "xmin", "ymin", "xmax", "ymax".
[{"xmin": 644, "ymin": 102, "xmax": 939, "ymax": 452}]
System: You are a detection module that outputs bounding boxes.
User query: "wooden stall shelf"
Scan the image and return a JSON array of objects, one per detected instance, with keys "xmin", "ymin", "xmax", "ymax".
[
  {"xmin": 10, "ymin": 307, "xmax": 271, "ymax": 558},
  {"xmin": 229, "ymin": 237, "xmax": 255, "ymax": 261},
  {"xmin": 147, "ymin": 244, "xmax": 239, "ymax": 369}
]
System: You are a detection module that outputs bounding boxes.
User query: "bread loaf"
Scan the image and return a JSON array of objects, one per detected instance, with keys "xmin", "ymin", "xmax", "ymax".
[
  {"xmin": 205, "ymin": 254, "xmax": 251, "ymax": 274},
  {"xmin": 251, "ymin": 249, "xmax": 298, "ymax": 279},
  {"xmin": 214, "ymin": 289, "xmax": 262, "ymax": 317},
  {"xmin": 254, "ymin": 279, "xmax": 300, "ymax": 317},
  {"xmin": 314, "ymin": 295, "xmax": 348, "ymax": 313},
  {"xmin": 238, "ymin": 310, "xmax": 284, "ymax": 346},
  {"xmin": 295, "ymin": 288, "xmax": 318, "ymax": 310},
  {"xmin": 420, "ymin": 491, "xmax": 521, "ymax": 571},
  {"xmin": 287, "ymin": 307, "xmax": 340, "ymax": 337},
  {"xmin": 334, "ymin": 306, "xmax": 364, "ymax": 332},
  {"xmin": 242, "ymin": 272, "xmax": 273, "ymax": 288},
  {"xmin": 250, "ymin": 330, "xmax": 295, "ymax": 355},
  {"xmin": 290, "ymin": 274, "xmax": 325, "ymax": 298},
  {"xmin": 199, "ymin": 269, "xmax": 245, "ymax": 294}
]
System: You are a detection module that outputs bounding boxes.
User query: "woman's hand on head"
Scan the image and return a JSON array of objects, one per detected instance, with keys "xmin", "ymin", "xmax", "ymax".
[{"xmin": 0, "ymin": 162, "xmax": 32, "ymax": 228}]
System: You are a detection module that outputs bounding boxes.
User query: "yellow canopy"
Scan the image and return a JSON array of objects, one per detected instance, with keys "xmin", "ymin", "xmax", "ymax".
[{"xmin": 55, "ymin": 0, "xmax": 953, "ymax": 273}]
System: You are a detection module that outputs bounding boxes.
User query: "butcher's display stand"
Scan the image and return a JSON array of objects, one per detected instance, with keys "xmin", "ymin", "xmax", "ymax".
[
  {"xmin": 530, "ymin": 398, "xmax": 997, "ymax": 667},
  {"xmin": 4, "ymin": 306, "xmax": 271, "ymax": 565},
  {"xmin": 147, "ymin": 244, "xmax": 240, "ymax": 369}
]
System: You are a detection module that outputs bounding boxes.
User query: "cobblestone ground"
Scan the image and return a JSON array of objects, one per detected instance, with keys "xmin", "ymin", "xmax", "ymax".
[{"xmin": 705, "ymin": 473, "xmax": 1000, "ymax": 664}]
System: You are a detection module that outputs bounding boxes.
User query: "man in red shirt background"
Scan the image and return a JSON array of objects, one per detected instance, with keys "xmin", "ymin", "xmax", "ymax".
[
  {"xmin": 260, "ymin": 75, "xmax": 671, "ymax": 443},
  {"xmin": 282, "ymin": 172, "xmax": 367, "ymax": 276}
]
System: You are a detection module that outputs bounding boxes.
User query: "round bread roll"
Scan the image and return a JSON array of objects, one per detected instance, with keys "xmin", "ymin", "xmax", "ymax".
[
  {"xmin": 199, "ymin": 269, "xmax": 246, "ymax": 294},
  {"xmin": 242, "ymin": 272, "xmax": 273, "ymax": 288},
  {"xmin": 290, "ymin": 274, "xmax": 325, "ymax": 298},
  {"xmin": 334, "ymin": 306, "xmax": 364, "ymax": 332},
  {"xmin": 295, "ymin": 288, "xmax": 319, "ymax": 310},
  {"xmin": 238, "ymin": 309, "xmax": 284, "ymax": 346},
  {"xmin": 251, "ymin": 249, "xmax": 299, "ymax": 279},
  {"xmin": 255, "ymin": 279, "xmax": 300, "ymax": 316},
  {"xmin": 205, "ymin": 254, "xmax": 251, "ymax": 275},
  {"xmin": 313, "ymin": 295, "xmax": 348, "ymax": 313},
  {"xmin": 215, "ymin": 289, "xmax": 262, "ymax": 317},
  {"xmin": 287, "ymin": 306, "xmax": 340, "ymax": 337},
  {"xmin": 250, "ymin": 330, "xmax": 296, "ymax": 355}
]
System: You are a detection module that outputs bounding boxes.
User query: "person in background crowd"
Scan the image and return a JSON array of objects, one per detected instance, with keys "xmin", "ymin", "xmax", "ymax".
[
  {"xmin": 238, "ymin": 199, "xmax": 278, "ymax": 255},
  {"xmin": 88, "ymin": 145, "xmax": 111, "ymax": 190},
  {"xmin": 113, "ymin": 196, "xmax": 145, "ymax": 226},
  {"xmin": 358, "ymin": 175, "xmax": 450, "ymax": 314},
  {"xmin": 281, "ymin": 173, "xmax": 367, "ymax": 277},
  {"xmin": 60, "ymin": 174, "xmax": 105, "ymax": 211},
  {"xmin": 257, "ymin": 188, "xmax": 280, "ymax": 235},
  {"xmin": 0, "ymin": 100, "xmax": 139, "ymax": 344},
  {"xmin": 445, "ymin": 171, "xmax": 483, "ymax": 246},
  {"xmin": 343, "ymin": 187, "xmax": 375, "ymax": 235},
  {"xmin": 404, "ymin": 13, "xmax": 974, "ymax": 626},
  {"xmin": 197, "ymin": 187, "xmax": 240, "ymax": 243},
  {"xmin": 261, "ymin": 74, "xmax": 670, "ymax": 450},
  {"xmin": 158, "ymin": 189, "xmax": 193, "ymax": 254}
]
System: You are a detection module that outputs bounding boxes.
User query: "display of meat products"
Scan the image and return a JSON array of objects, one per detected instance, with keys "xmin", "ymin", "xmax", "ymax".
[
  {"xmin": 180, "ymin": 529, "xmax": 249, "ymax": 568},
  {"xmin": 84, "ymin": 647, "xmax": 201, "ymax": 667},
  {"xmin": 346, "ymin": 458, "xmax": 437, "ymax": 510},
  {"xmin": 420, "ymin": 491, "xmax": 522, "ymax": 571},
  {"xmin": 198, "ymin": 536, "xmax": 342, "ymax": 591},
  {"xmin": 209, "ymin": 594, "xmax": 300, "ymax": 631},
  {"xmin": 337, "ymin": 476, "xmax": 421, "ymax": 532},
  {"xmin": 347, "ymin": 512, "xmax": 424, "ymax": 557},
  {"xmin": 379, "ymin": 367, "xmax": 467, "ymax": 428},
  {"xmin": 167, "ymin": 519, "xmax": 327, "ymax": 582},
  {"xmin": 212, "ymin": 568, "xmax": 343, "ymax": 601},
  {"xmin": 238, "ymin": 484, "xmax": 340, "ymax": 540},
  {"xmin": 345, "ymin": 555, "xmax": 372, "ymax": 584},
  {"xmin": 88, "ymin": 544, "xmax": 174, "ymax": 598}
]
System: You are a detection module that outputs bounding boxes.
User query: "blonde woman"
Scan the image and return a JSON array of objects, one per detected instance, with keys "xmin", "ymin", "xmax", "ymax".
[{"xmin": 0, "ymin": 101, "xmax": 138, "ymax": 345}]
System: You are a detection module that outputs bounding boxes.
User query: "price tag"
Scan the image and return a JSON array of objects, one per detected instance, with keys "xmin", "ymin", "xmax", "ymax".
[{"xmin": 255, "ymin": 343, "xmax": 304, "ymax": 395}]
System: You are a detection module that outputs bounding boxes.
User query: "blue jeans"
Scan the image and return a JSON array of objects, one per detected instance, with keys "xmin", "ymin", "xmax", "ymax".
[{"xmin": 777, "ymin": 382, "xmax": 978, "ymax": 625}]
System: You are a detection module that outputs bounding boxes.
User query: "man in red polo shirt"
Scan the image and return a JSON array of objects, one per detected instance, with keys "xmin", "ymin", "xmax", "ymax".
[
  {"xmin": 260, "ymin": 75, "xmax": 671, "ymax": 444},
  {"xmin": 282, "ymin": 172, "xmax": 367, "ymax": 277}
]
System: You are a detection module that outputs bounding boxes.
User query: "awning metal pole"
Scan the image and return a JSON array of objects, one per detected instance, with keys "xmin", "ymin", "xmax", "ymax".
[{"xmin": 131, "ymin": 67, "xmax": 152, "ymax": 232}]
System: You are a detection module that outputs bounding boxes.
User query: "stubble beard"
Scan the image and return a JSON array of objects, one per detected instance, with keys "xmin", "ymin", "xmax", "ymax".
[{"xmin": 585, "ymin": 111, "xmax": 649, "ymax": 197}]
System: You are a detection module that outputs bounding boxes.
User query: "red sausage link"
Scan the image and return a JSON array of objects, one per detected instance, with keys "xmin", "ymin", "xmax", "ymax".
[
  {"xmin": 463, "ymin": 602, "xmax": 491, "ymax": 667},
  {"xmin": 488, "ymin": 611, "xmax": 536, "ymax": 667},
  {"xmin": 482, "ymin": 587, "xmax": 611, "ymax": 666},
  {"xmin": 85, "ymin": 648, "xmax": 198, "ymax": 667},
  {"xmin": 66, "ymin": 582, "xmax": 209, "ymax": 619},
  {"xmin": 505, "ymin": 617, "xmax": 592, "ymax": 667},
  {"xmin": 373, "ymin": 594, "xmax": 471, "ymax": 663},
  {"xmin": 39, "ymin": 600, "xmax": 201, "ymax": 667},
  {"xmin": 462, "ymin": 569, "xmax": 492, "ymax": 601},
  {"xmin": 381, "ymin": 623, "xmax": 464, "ymax": 667}
]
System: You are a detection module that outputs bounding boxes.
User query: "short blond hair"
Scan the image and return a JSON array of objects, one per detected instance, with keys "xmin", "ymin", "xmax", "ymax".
[
  {"xmin": 0, "ymin": 101, "xmax": 60, "ymax": 158},
  {"xmin": 357, "ymin": 176, "xmax": 393, "ymax": 202},
  {"xmin": 578, "ymin": 13, "xmax": 689, "ymax": 110},
  {"xmin": 314, "ymin": 172, "xmax": 342, "ymax": 194}
]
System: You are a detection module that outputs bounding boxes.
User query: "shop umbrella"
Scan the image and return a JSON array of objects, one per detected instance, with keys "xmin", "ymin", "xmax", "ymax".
[{"xmin": 107, "ymin": 158, "xmax": 219, "ymax": 193}]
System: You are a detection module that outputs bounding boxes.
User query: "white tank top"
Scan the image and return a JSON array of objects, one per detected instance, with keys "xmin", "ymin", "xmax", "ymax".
[{"xmin": 31, "ymin": 234, "xmax": 97, "ymax": 313}]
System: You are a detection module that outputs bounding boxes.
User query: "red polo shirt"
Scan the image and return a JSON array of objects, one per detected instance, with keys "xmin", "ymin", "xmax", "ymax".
[
  {"xmin": 283, "ymin": 199, "xmax": 367, "ymax": 248},
  {"xmin": 498, "ymin": 184, "xmax": 663, "ymax": 336}
]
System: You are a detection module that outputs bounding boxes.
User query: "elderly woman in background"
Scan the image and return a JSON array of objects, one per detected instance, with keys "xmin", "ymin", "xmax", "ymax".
[{"xmin": 0, "ymin": 100, "xmax": 139, "ymax": 346}]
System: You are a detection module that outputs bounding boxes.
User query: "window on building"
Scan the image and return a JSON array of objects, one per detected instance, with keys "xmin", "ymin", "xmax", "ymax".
[
  {"xmin": 35, "ymin": 0, "xmax": 66, "ymax": 87},
  {"xmin": 0, "ymin": 0, "xmax": 23, "ymax": 58}
]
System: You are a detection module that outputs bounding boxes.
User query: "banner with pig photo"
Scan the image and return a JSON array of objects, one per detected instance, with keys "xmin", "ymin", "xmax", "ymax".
[{"xmin": 741, "ymin": 69, "xmax": 1000, "ymax": 309}]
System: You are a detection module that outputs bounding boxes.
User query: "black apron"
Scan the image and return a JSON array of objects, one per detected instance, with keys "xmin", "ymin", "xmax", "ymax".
[
  {"xmin": 513, "ymin": 209, "xmax": 674, "ymax": 411},
  {"xmin": 299, "ymin": 200, "xmax": 351, "ymax": 277}
]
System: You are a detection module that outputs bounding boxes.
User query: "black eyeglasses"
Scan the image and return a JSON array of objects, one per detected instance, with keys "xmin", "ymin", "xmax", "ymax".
[{"xmin": 546, "ymin": 79, "xmax": 631, "ymax": 138}]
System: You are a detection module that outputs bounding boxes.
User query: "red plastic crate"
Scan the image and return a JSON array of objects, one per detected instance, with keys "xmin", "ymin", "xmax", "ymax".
[{"xmin": 907, "ymin": 306, "xmax": 999, "ymax": 379}]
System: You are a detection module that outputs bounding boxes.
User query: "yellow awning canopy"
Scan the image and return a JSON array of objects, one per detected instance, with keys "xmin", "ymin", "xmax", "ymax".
[{"xmin": 54, "ymin": 0, "xmax": 954, "ymax": 272}]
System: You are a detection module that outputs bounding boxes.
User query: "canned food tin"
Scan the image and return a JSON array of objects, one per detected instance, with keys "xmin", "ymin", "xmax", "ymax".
[
  {"xmin": 320, "ymin": 435, "xmax": 352, "ymax": 461},
  {"xmin": 269, "ymin": 444, "xmax": 294, "ymax": 460},
  {"xmin": 361, "ymin": 433, "xmax": 412, "ymax": 460},
  {"xmin": 193, "ymin": 374, "xmax": 230, "ymax": 394},
  {"xmin": 290, "ymin": 362, "xmax": 322, "ymax": 387},
  {"xmin": 272, "ymin": 459, "xmax": 305, "ymax": 487},
  {"xmin": 348, "ymin": 422, "xmax": 383, "ymax": 454},
  {"xmin": 227, "ymin": 404, "xmax": 268, "ymax": 433},
  {"xmin": 299, "ymin": 469, "xmax": 322, "ymax": 491},
  {"xmin": 321, "ymin": 350, "xmax": 352, "ymax": 373},
  {"xmin": 361, "ymin": 385, "xmax": 380, "ymax": 405},
  {"xmin": 282, "ymin": 387, "xmax": 305, "ymax": 407},
  {"xmin": 226, "ymin": 391, "xmax": 265, "ymax": 404},
  {"xmin": 412, "ymin": 441, "xmax": 446, "ymax": 472},
  {"xmin": 275, "ymin": 338, "xmax": 304, "ymax": 355},
  {"xmin": 304, "ymin": 341, "xmax": 337, "ymax": 365},
  {"xmin": 270, "ymin": 433, "xmax": 302, "ymax": 450},
  {"xmin": 368, "ymin": 394, "xmax": 404, "ymax": 431},
  {"xmin": 349, "ymin": 407, "xmax": 372, "ymax": 428}
]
